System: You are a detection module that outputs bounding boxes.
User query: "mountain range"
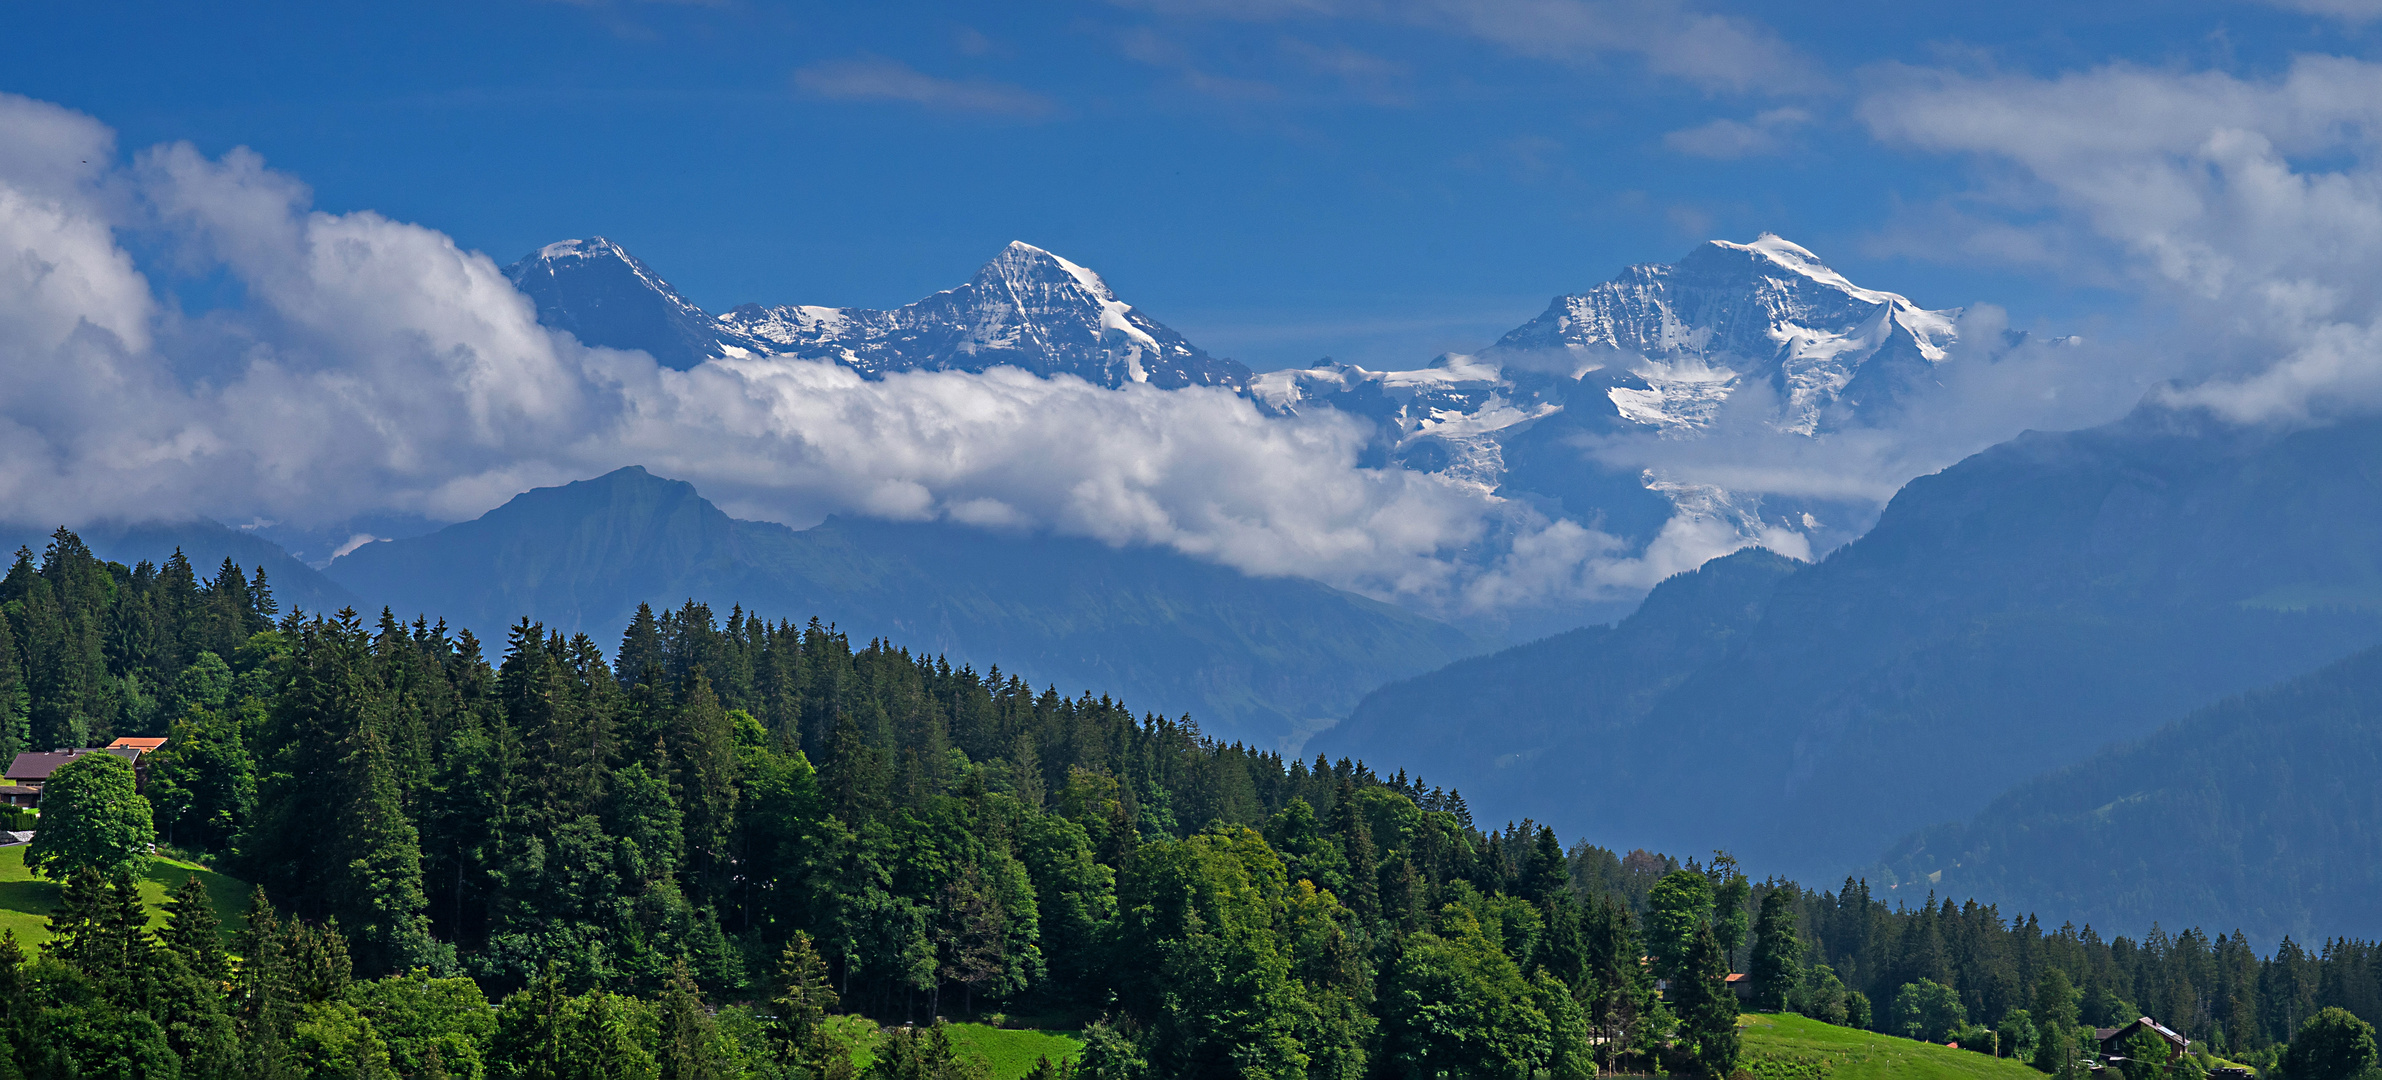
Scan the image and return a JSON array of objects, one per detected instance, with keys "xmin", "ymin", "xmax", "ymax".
[
  {"xmin": 505, "ymin": 233, "xmax": 1978, "ymax": 557},
  {"xmin": 13, "ymin": 226, "xmax": 2382, "ymax": 944},
  {"xmin": 506, "ymin": 238, "xmax": 1249, "ymax": 390},
  {"xmin": 324, "ymin": 466, "xmax": 1480, "ymax": 749},
  {"xmin": 1877, "ymin": 640, "xmax": 2382, "ymax": 946},
  {"xmin": 1315, "ymin": 401, "xmax": 2382, "ymax": 889}
]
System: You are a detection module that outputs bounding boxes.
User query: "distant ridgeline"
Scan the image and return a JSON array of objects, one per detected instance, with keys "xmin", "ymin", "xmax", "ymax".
[{"xmin": 0, "ymin": 525, "xmax": 2375, "ymax": 1076}]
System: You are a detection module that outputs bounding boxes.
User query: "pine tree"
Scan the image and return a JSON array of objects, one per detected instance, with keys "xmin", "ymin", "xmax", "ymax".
[
  {"xmin": 1517, "ymin": 825, "xmax": 1569, "ymax": 906},
  {"xmin": 671, "ymin": 671, "xmax": 740, "ymax": 903},
  {"xmin": 1676, "ymin": 919, "xmax": 1739, "ymax": 1077},
  {"xmin": 658, "ymin": 957, "xmax": 722, "ymax": 1080},
  {"xmin": 1326, "ymin": 779, "xmax": 1380, "ymax": 927},
  {"xmin": 162, "ymin": 874, "xmax": 230, "ymax": 986},
  {"xmin": 1751, "ymin": 885, "xmax": 1802, "ymax": 1012},
  {"xmin": 0, "ymin": 616, "xmax": 28, "ymax": 766},
  {"xmin": 336, "ymin": 724, "xmax": 439, "ymax": 977},
  {"xmin": 774, "ymin": 931, "xmax": 841, "ymax": 1070},
  {"xmin": 618, "ymin": 604, "xmax": 665, "ymax": 691}
]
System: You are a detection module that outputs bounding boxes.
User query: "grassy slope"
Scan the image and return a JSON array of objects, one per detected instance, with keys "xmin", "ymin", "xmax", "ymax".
[
  {"xmin": 943, "ymin": 1025, "xmax": 1085, "ymax": 1079},
  {"xmin": 0, "ymin": 846, "xmax": 250, "ymax": 948},
  {"xmin": 828, "ymin": 1019, "xmax": 1083, "ymax": 1080},
  {"xmin": 1739, "ymin": 1012, "xmax": 2047, "ymax": 1080}
]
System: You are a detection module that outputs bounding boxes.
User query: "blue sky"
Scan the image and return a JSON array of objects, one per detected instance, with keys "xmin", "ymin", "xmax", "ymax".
[{"xmin": 10, "ymin": 0, "xmax": 2368, "ymax": 372}]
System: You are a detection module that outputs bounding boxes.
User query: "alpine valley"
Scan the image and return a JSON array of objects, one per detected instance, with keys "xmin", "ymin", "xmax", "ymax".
[{"xmin": 32, "ymin": 231, "xmax": 2382, "ymax": 945}]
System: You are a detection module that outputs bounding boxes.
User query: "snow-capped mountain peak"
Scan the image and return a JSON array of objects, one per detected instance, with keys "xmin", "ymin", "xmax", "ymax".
[
  {"xmin": 1493, "ymin": 234, "xmax": 1962, "ymax": 435},
  {"xmin": 718, "ymin": 242, "xmax": 1249, "ymax": 391},
  {"xmin": 504, "ymin": 237, "xmax": 756, "ymax": 371}
]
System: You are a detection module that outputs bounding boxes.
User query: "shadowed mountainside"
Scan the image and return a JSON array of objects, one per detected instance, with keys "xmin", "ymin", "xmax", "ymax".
[{"xmin": 326, "ymin": 466, "xmax": 1483, "ymax": 750}]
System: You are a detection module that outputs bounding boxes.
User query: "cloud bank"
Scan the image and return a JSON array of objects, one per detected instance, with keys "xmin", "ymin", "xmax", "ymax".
[
  {"xmin": 0, "ymin": 92, "xmax": 1738, "ymax": 621},
  {"xmin": 1862, "ymin": 56, "xmax": 2382, "ymax": 425}
]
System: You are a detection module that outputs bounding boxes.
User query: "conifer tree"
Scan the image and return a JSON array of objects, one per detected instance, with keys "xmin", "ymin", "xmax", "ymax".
[
  {"xmin": 335, "ymin": 725, "xmax": 439, "ymax": 977},
  {"xmin": 162, "ymin": 875, "xmax": 229, "ymax": 987},
  {"xmin": 671, "ymin": 671, "xmax": 740, "ymax": 902},
  {"xmin": 1709, "ymin": 854, "xmax": 1751, "ymax": 972},
  {"xmin": 1517, "ymin": 825, "xmax": 1569, "ymax": 906},
  {"xmin": 1675, "ymin": 919, "xmax": 1739, "ymax": 1077},
  {"xmin": 1750, "ymin": 885, "xmax": 1801, "ymax": 1012},
  {"xmin": 658, "ymin": 957, "xmax": 722, "ymax": 1080},
  {"xmin": 1326, "ymin": 779, "xmax": 1380, "ymax": 927},
  {"xmin": 0, "ymin": 616, "xmax": 29, "ymax": 766},
  {"xmin": 773, "ymin": 931, "xmax": 840, "ymax": 1068}
]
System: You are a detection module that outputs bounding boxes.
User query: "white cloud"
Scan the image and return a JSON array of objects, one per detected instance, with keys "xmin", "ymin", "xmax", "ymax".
[
  {"xmin": 793, "ymin": 56, "xmax": 1056, "ymax": 117},
  {"xmin": 1861, "ymin": 56, "xmax": 2382, "ymax": 424},
  {"xmin": 0, "ymin": 93, "xmax": 1683, "ymax": 622}
]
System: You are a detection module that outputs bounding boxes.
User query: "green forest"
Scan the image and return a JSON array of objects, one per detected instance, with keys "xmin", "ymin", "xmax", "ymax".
[{"xmin": 0, "ymin": 526, "xmax": 2379, "ymax": 1079}]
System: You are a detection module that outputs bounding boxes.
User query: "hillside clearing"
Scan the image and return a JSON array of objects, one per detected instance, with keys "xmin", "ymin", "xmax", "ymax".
[
  {"xmin": 0, "ymin": 845, "xmax": 250, "ymax": 948},
  {"xmin": 1739, "ymin": 1011, "xmax": 2048, "ymax": 1080}
]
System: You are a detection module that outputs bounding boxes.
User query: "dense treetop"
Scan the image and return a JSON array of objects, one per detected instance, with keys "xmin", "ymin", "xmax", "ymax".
[{"xmin": 0, "ymin": 527, "xmax": 2372, "ymax": 1077}]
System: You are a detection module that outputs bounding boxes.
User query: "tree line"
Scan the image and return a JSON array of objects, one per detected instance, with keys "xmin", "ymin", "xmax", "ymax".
[{"xmin": 0, "ymin": 527, "xmax": 2379, "ymax": 1078}]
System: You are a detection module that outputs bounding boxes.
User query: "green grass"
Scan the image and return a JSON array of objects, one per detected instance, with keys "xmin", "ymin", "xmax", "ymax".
[
  {"xmin": 1738, "ymin": 1012, "xmax": 2049, "ymax": 1080},
  {"xmin": 821, "ymin": 1018, "xmax": 1083, "ymax": 1080},
  {"xmin": 942, "ymin": 1024, "xmax": 1084, "ymax": 1079},
  {"xmin": 0, "ymin": 845, "xmax": 250, "ymax": 948}
]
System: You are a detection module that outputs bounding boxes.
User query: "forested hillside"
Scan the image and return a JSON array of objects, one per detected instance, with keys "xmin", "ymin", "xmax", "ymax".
[
  {"xmin": 1878, "ymin": 642, "xmax": 2382, "ymax": 946},
  {"xmin": 1319, "ymin": 404, "xmax": 2382, "ymax": 880},
  {"xmin": 4, "ymin": 525, "xmax": 2382, "ymax": 1077},
  {"xmin": 326, "ymin": 466, "xmax": 1482, "ymax": 751}
]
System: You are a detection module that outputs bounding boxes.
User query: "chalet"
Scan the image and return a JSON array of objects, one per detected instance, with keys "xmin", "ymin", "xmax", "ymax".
[
  {"xmin": 2, "ymin": 744, "xmax": 157, "ymax": 808},
  {"xmin": 2095, "ymin": 1016, "xmax": 2189, "ymax": 1066},
  {"xmin": 1652, "ymin": 973, "xmax": 1756, "ymax": 1001}
]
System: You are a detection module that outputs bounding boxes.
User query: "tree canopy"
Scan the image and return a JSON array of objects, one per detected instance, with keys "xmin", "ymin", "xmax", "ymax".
[{"xmin": 24, "ymin": 751, "xmax": 154, "ymax": 880}]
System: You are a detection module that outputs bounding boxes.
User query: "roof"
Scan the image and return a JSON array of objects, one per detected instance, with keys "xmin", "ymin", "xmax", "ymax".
[
  {"xmin": 2099, "ymin": 1017, "xmax": 2190, "ymax": 1054},
  {"xmin": 4, "ymin": 747, "xmax": 142, "ymax": 782},
  {"xmin": 1725, "ymin": 974, "xmax": 1750, "ymax": 984},
  {"xmin": 107, "ymin": 737, "xmax": 167, "ymax": 752}
]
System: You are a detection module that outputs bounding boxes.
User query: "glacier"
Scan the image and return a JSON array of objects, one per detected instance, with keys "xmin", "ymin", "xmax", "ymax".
[{"xmin": 505, "ymin": 232, "xmax": 1988, "ymax": 614}]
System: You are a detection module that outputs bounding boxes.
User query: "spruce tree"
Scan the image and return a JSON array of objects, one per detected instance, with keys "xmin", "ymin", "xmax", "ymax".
[
  {"xmin": 162, "ymin": 874, "xmax": 230, "ymax": 986},
  {"xmin": 0, "ymin": 616, "xmax": 28, "ymax": 766},
  {"xmin": 336, "ymin": 724, "xmax": 439, "ymax": 977},
  {"xmin": 1517, "ymin": 825, "xmax": 1569, "ymax": 906},
  {"xmin": 658, "ymin": 957, "xmax": 722, "ymax": 1080},
  {"xmin": 671, "ymin": 671, "xmax": 740, "ymax": 904},
  {"xmin": 773, "ymin": 931, "xmax": 840, "ymax": 1070},
  {"xmin": 1676, "ymin": 919, "xmax": 1739, "ymax": 1077},
  {"xmin": 1326, "ymin": 779, "xmax": 1380, "ymax": 927},
  {"xmin": 1750, "ymin": 885, "xmax": 1801, "ymax": 1012}
]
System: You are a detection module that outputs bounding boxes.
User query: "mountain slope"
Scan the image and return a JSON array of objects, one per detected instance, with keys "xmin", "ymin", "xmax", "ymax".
[
  {"xmin": 1320, "ymin": 546, "xmax": 1799, "ymax": 788},
  {"xmin": 1877, "ymin": 643, "xmax": 2382, "ymax": 945},
  {"xmin": 326, "ymin": 467, "xmax": 1480, "ymax": 749},
  {"xmin": 503, "ymin": 238, "xmax": 762, "ymax": 371},
  {"xmin": 505, "ymin": 239, "xmax": 1250, "ymax": 390},
  {"xmin": 1250, "ymin": 236, "xmax": 1988, "ymax": 552},
  {"xmin": 723, "ymin": 241, "xmax": 1250, "ymax": 390},
  {"xmin": 1314, "ymin": 404, "xmax": 2382, "ymax": 880}
]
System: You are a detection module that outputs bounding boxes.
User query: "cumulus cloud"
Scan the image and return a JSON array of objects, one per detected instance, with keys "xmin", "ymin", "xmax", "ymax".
[
  {"xmin": 1861, "ymin": 56, "xmax": 2382, "ymax": 424},
  {"xmin": 0, "ymin": 92, "xmax": 1663, "ymax": 621},
  {"xmin": 793, "ymin": 56, "xmax": 1056, "ymax": 117}
]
